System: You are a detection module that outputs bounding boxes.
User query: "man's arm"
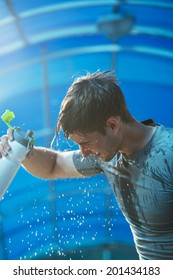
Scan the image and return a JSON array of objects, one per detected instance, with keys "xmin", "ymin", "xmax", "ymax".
[
  {"xmin": 22, "ymin": 147, "xmax": 84, "ymax": 179},
  {"xmin": 0, "ymin": 129, "xmax": 84, "ymax": 180}
]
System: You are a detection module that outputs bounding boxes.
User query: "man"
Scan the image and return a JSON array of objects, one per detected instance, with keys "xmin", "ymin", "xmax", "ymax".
[{"xmin": 0, "ymin": 70, "xmax": 173, "ymax": 260}]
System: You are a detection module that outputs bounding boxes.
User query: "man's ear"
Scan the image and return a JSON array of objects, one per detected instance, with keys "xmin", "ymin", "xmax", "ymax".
[{"xmin": 106, "ymin": 116, "xmax": 120, "ymax": 134}]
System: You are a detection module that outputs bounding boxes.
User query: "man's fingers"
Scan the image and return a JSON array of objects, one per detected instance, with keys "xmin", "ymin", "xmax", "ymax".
[
  {"xmin": 7, "ymin": 128, "xmax": 14, "ymax": 141},
  {"xmin": 0, "ymin": 129, "xmax": 14, "ymax": 158},
  {"xmin": 0, "ymin": 142, "xmax": 4, "ymax": 156},
  {"xmin": 1, "ymin": 135, "xmax": 9, "ymax": 145},
  {"xmin": 0, "ymin": 135, "xmax": 11, "ymax": 156},
  {"xmin": 0, "ymin": 143, "xmax": 8, "ymax": 156}
]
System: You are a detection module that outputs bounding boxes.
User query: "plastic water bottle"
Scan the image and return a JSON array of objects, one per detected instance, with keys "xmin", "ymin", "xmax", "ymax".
[{"xmin": 0, "ymin": 110, "xmax": 34, "ymax": 200}]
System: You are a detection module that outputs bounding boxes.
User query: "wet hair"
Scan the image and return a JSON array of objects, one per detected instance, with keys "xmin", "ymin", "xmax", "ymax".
[{"xmin": 57, "ymin": 70, "xmax": 133, "ymax": 138}]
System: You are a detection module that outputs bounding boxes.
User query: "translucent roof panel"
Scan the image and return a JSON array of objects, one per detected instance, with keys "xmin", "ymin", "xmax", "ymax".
[{"xmin": 0, "ymin": 0, "xmax": 173, "ymax": 260}]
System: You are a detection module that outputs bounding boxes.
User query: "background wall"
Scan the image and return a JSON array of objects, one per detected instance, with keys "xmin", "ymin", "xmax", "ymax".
[{"xmin": 0, "ymin": 0, "xmax": 173, "ymax": 260}]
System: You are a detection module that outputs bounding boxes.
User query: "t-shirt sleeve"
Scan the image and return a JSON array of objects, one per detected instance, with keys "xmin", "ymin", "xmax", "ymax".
[{"xmin": 72, "ymin": 150, "xmax": 103, "ymax": 177}]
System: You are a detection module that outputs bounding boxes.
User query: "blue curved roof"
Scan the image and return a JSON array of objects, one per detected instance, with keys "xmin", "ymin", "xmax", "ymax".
[{"xmin": 0, "ymin": 0, "xmax": 173, "ymax": 260}]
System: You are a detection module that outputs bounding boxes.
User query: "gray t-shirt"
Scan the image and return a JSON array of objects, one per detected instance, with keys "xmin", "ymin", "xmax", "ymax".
[{"xmin": 73, "ymin": 124, "xmax": 173, "ymax": 260}]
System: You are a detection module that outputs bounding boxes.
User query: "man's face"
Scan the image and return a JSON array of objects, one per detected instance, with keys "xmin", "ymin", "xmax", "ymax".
[{"xmin": 70, "ymin": 128, "xmax": 120, "ymax": 162}]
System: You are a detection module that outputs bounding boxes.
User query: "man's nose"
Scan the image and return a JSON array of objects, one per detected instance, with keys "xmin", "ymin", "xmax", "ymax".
[{"xmin": 80, "ymin": 145, "xmax": 91, "ymax": 158}]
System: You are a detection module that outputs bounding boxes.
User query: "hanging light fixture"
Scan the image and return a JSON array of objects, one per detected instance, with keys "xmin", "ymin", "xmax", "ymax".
[{"xmin": 97, "ymin": 4, "xmax": 135, "ymax": 41}]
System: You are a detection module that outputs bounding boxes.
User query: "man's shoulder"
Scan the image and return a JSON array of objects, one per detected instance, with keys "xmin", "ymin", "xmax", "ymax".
[{"xmin": 157, "ymin": 124, "xmax": 173, "ymax": 142}]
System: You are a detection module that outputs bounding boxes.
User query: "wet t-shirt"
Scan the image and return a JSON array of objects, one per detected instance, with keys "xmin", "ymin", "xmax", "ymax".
[{"xmin": 73, "ymin": 124, "xmax": 173, "ymax": 260}]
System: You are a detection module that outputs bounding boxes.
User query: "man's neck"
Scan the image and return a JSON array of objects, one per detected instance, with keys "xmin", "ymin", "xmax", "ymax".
[{"xmin": 119, "ymin": 120, "xmax": 156, "ymax": 156}]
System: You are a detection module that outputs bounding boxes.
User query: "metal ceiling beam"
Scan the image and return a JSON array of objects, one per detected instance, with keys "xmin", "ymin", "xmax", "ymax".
[
  {"xmin": 4, "ymin": 0, "xmax": 28, "ymax": 46},
  {"xmin": 18, "ymin": 1, "xmax": 173, "ymax": 19},
  {"xmin": 1, "ymin": 21, "xmax": 172, "ymax": 56},
  {"xmin": 1, "ymin": 0, "xmax": 173, "ymax": 26},
  {"xmin": 0, "ymin": 43, "xmax": 173, "ymax": 79},
  {"xmin": 19, "ymin": 1, "xmax": 116, "ymax": 18}
]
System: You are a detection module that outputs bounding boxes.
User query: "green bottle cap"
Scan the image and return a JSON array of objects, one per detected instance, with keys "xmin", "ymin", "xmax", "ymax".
[
  {"xmin": 1, "ymin": 109, "xmax": 35, "ymax": 146},
  {"xmin": 1, "ymin": 110, "xmax": 15, "ymax": 129}
]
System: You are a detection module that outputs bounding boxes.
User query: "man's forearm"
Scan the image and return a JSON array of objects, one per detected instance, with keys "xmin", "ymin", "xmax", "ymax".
[{"xmin": 22, "ymin": 146, "xmax": 57, "ymax": 179}]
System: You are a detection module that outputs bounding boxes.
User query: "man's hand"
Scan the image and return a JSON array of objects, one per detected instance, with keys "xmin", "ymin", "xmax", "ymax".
[{"xmin": 0, "ymin": 128, "xmax": 14, "ymax": 157}]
